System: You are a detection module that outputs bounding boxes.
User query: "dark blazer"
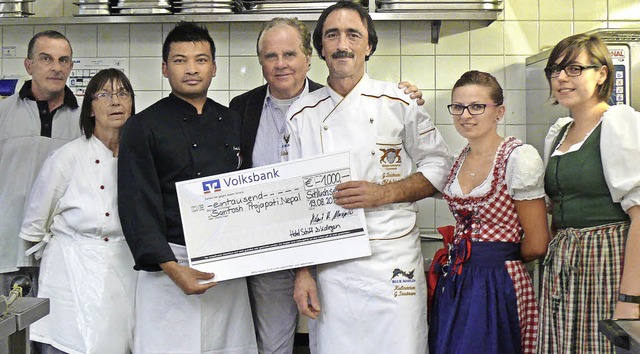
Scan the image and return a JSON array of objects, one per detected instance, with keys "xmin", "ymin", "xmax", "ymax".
[{"xmin": 230, "ymin": 78, "xmax": 323, "ymax": 169}]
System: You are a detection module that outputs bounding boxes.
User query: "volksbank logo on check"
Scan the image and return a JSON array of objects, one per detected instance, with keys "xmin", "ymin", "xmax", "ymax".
[{"xmin": 202, "ymin": 168, "xmax": 280, "ymax": 194}]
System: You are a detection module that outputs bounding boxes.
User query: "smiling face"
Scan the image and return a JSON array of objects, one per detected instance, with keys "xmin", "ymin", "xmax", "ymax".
[
  {"xmin": 259, "ymin": 24, "xmax": 311, "ymax": 100},
  {"xmin": 92, "ymin": 80, "xmax": 133, "ymax": 136},
  {"xmin": 24, "ymin": 37, "xmax": 73, "ymax": 101},
  {"xmin": 451, "ymin": 84, "xmax": 504, "ymax": 141},
  {"xmin": 550, "ymin": 50, "xmax": 608, "ymax": 110},
  {"xmin": 162, "ymin": 41, "xmax": 216, "ymax": 102},
  {"xmin": 321, "ymin": 9, "xmax": 371, "ymax": 82}
]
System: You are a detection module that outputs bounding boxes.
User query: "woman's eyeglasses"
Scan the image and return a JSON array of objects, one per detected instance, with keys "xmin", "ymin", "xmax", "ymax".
[
  {"xmin": 544, "ymin": 64, "xmax": 601, "ymax": 78},
  {"xmin": 447, "ymin": 103, "xmax": 499, "ymax": 116},
  {"xmin": 93, "ymin": 91, "xmax": 132, "ymax": 102}
]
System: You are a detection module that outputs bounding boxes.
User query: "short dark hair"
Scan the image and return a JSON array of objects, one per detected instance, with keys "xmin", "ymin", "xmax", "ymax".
[
  {"xmin": 27, "ymin": 30, "xmax": 73, "ymax": 59},
  {"xmin": 452, "ymin": 70, "xmax": 504, "ymax": 105},
  {"xmin": 545, "ymin": 33, "xmax": 613, "ymax": 105},
  {"xmin": 313, "ymin": 1, "xmax": 378, "ymax": 61},
  {"xmin": 256, "ymin": 17, "xmax": 313, "ymax": 59},
  {"xmin": 80, "ymin": 68, "xmax": 135, "ymax": 139},
  {"xmin": 162, "ymin": 21, "xmax": 216, "ymax": 63}
]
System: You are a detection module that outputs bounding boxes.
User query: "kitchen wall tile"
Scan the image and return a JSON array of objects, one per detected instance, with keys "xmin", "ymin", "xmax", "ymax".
[
  {"xmin": 209, "ymin": 91, "xmax": 229, "ymax": 106},
  {"xmin": 437, "ymin": 124, "xmax": 467, "ymax": 155},
  {"xmin": 229, "ymin": 56, "xmax": 263, "ymax": 90},
  {"xmin": 416, "ymin": 198, "xmax": 435, "ymax": 229},
  {"xmin": 607, "ymin": 21, "xmax": 640, "ymax": 28},
  {"xmin": 434, "ymin": 89, "xmax": 452, "ymax": 125},
  {"xmin": 505, "ymin": 124, "xmax": 527, "ymax": 142},
  {"xmin": 65, "ymin": 25, "xmax": 98, "ymax": 58},
  {"xmin": 540, "ymin": 21, "xmax": 572, "ymax": 50},
  {"xmin": 33, "ymin": 0, "xmax": 63, "ymax": 17},
  {"xmin": 435, "ymin": 198, "xmax": 455, "ymax": 227},
  {"xmin": 229, "ymin": 90, "xmax": 246, "ymax": 102},
  {"xmin": 130, "ymin": 24, "xmax": 162, "ymax": 58},
  {"xmin": 97, "ymin": 25, "xmax": 130, "ymax": 58},
  {"xmin": 308, "ymin": 56, "xmax": 328, "ymax": 85},
  {"xmin": 574, "ymin": 21, "xmax": 608, "ymax": 34},
  {"xmin": 134, "ymin": 91, "xmax": 163, "ymax": 112},
  {"xmin": 2, "ymin": 26, "xmax": 33, "ymax": 60},
  {"xmin": 504, "ymin": 56, "xmax": 527, "ymax": 90},
  {"xmin": 375, "ymin": 22, "xmax": 401, "ymax": 56},
  {"xmin": 574, "ymin": 0, "xmax": 607, "ymax": 20},
  {"xmin": 504, "ymin": 21, "xmax": 539, "ymax": 55},
  {"xmin": 211, "ymin": 57, "xmax": 229, "ymax": 91},
  {"xmin": 401, "ymin": 56, "xmax": 435, "ymax": 90},
  {"xmin": 503, "ymin": 90, "xmax": 527, "ymax": 125},
  {"xmin": 540, "ymin": 0, "xmax": 573, "ymax": 21},
  {"xmin": 609, "ymin": 0, "xmax": 640, "ymax": 20},
  {"xmin": 470, "ymin": 21, "xmax": 504, "ymax": 55},
  {"xmin": 207, "ymin": 23, "xmax": 230, "ymax": 57},
  {"xmin": 421, "ymin": 90, "xmax": 436, "ymax": 122},
  {"xmin": 504, "ymin": 0, "xmax": 539, "ymax": 21},
  {"xmin": 435, "ymin": 21, "xmax": 470, "ymax": 55},
  {"xmin": 367, "ymin": 56, "xmax": 400, "ymax": 84},
  {"xmin": 469, "ymin": 56, "xmax": 505, "ymax": 88},
  {"xmin": 400, "ymin": 21, "xmax": 436, "ymax": 56},
  {"xmin": 129, "ymin": 57, "xmax": 163, "ymax": 92},
  {"xmin": 1, "ymin": 59, "xmax": 24, "ymax": 76},
  {"xmin": 34, "ymin": 25, "xmax": 65, "ymax": 37},
  {"xmin": 230, "ymin": 23, "xmax": 262, "ymax": 56},
  {"xmin": 435, "ymin": 55, "xmax": 469, "ymax": 90}
]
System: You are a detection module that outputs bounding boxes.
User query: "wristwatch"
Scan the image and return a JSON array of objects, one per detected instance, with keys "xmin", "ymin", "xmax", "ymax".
[{"xmin": 618, "ymin": 293, "xmax": 640, "ymax": 304}]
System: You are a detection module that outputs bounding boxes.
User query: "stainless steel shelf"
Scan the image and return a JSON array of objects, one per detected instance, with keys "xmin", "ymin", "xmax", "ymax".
[{"xmin": 0, "ymin": 10, "xmax": 499, "ymax": 25}]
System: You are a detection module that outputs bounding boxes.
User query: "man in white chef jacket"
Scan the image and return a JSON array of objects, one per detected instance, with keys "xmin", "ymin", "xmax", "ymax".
[
  {"xmin": 287, "ymin": 2, "xmax": 450, "ymax": 353},
  {"xmin": 0, "ymin": 30, "xmax": 79, "ymax": 296}
]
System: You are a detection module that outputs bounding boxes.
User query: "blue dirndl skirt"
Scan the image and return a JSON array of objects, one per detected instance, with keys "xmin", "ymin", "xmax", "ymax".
[{"xmin": 428, "ymin": 241, "xmax": 522, "ymax": 354}]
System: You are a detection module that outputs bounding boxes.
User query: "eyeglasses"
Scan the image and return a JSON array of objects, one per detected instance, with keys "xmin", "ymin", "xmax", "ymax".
[
  {"xmin": 93, "ymin": 91, "xmax": 131, "ymax": 102},
  {"xmin": 447, "ymin": 103, "xmax": 499, "ymax": 116},
  {"xmin": 544, "ymin": 64, "xmax": 601, "ymax": 78}
]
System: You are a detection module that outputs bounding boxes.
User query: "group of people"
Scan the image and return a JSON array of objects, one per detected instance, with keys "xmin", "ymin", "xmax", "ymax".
[{"xmin": 0, "ymin": 1, "xmax": 638, "ymax": 354}]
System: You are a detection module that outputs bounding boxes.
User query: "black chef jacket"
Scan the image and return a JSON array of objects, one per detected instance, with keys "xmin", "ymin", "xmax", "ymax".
[{"xmin": 118, "ymin": 94, "xmax": 242, "ymax": 271}]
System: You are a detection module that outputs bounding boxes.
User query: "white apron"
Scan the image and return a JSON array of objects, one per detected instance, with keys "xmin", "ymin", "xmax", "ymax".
[
  {"xmin": 315, "ymin": 227, "xmax": 428, "ymax": 354},
  {"xmin": 30, "ymin": 234, "xmax": 136, "ymax": 354},
  {"xmin": 133, "ymin": 243, "xmax": 257, "ymax": 354}
]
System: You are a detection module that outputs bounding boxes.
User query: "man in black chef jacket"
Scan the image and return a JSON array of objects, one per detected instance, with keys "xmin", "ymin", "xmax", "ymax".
[{"xmin": 117, "ymin": 22, "xmax": 257, "ymax": 353}]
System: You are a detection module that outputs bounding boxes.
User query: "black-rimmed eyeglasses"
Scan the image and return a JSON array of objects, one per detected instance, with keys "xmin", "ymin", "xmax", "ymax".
[
  {"xmin": 544, "ymin": 64, "xmax": 601, "ymax": 78},
  {"xmin": 447, "ymin": 103, "xmax": 499, "ymax": 116}
]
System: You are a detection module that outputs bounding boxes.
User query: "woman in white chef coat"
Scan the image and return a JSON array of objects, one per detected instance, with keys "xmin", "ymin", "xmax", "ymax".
[{"xmin": 20, "ymin": 68, "xmax": 137, "ymax": 354}]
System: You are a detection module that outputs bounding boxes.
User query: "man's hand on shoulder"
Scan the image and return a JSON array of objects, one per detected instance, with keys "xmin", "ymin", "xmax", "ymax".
[
  {"xmin": 398, "ymin": 81, "xmax": 425, "ymax": 106},
  {"xmin": 160, "ymin": 261, "xmax": 217, "ymax": 295}
]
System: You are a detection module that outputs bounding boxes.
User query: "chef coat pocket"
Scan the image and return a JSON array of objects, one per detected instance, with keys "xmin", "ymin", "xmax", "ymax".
[{"xmin": 376, "ymin": 137, "xmax": 405, "ymax": 184}]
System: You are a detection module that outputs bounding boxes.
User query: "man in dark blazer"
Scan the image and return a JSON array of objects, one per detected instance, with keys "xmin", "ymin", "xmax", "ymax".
[{"xmin": 229, "ymin": 18, "xmax": 320, "ymax": 354}]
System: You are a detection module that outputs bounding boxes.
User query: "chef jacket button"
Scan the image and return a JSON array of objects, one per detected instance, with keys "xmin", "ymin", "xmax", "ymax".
[
  {"xmin": 369, "ymin": 118, "xmax": 374, "ymax": 123},
  {"xmin": 225, "ymin": 143, "xmax": 229, "ymax": 147},
  {"xmin": 105, "ymin": 212, "xmax": 110, "ymax": 217},
  {"xmin": 183, "ymin": 117, "xmax": 188, "ymax": 121},
  {"xmin": 95, "ymin": 159, "xmax": 100, "ymax": 164},
  {"xmin": 323, "ymin": 125, "xmax": 328, "ymax": 131},
  {"xmin": 104, "ymin": 237, "xmax": 109, "ymax": 242},
  {"xmin": 100, "ymin": 185, "xmax": 105, "ymax": 190},
  {"xmin": 371, "ymin": 150, "xmax": 376, "ymax": 155},
  {"xmin": 196, "ymin": 172, "xmax": 202, "ymax": 176},
  {"xmin": 192, "ymin": 143, "xmax": 198, "ymax": 148},
  {"xmin": 218, "ymin": 117, "xmax": 222, "ymax": 121}
]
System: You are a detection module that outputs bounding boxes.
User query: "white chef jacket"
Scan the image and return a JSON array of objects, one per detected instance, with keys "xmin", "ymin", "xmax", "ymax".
[
  {"xmin": 287, "ymin": 74, "xmax": 450, "ymax": 354},
  {"xmin": 543, "ymin": 104, "xmax": 640, "ymax": 212},
  {"xmin": 287, "ymin": 73, "xmax": 450, "ymax": 240},
  {"xmin": 0, "ymin": 92, "xmax": 79, "ymax": 273},
  {"xmin": 19, "ymin": 136, "xmax": 136, "ymax": 354}
]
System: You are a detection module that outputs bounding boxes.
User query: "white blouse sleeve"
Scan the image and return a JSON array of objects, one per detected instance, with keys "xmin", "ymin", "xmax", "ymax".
[
  {"xmin": 600, "ymin": 105, "xmax": 640, "ymax": 212},
  {"xmin": 505, "ymin": 144, "xmax": 546, "ymax": 201},
  {"xmin": 543, "ymin": 117, "xmax": 573, "ymax": 167}
]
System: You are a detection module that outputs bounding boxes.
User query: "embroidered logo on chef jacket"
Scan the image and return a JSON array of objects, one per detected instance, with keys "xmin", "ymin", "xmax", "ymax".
[
  {"xmin": 377, "ymin": 142, "xmax": 403, "ymax": 184},
  {"xmin": 390, "ymin": 267, "xmax": 417, "ymax": 297},
  {"xmin": 202, "ymin": 179, "xmax": 222, "ymax": 193}
]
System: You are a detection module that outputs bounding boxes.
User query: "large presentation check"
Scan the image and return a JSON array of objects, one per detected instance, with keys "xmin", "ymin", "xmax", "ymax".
[{"xmin": 176, "ymin": 151, "xmax": 371, "ymax": 281}]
